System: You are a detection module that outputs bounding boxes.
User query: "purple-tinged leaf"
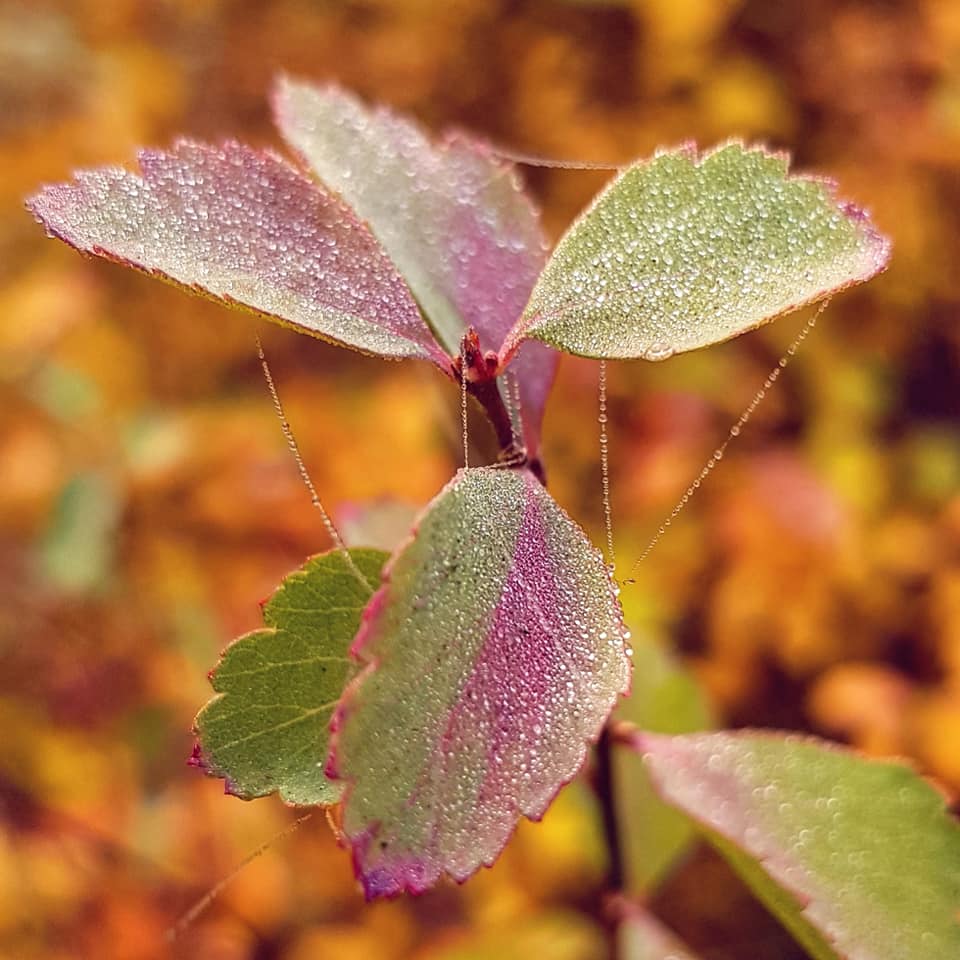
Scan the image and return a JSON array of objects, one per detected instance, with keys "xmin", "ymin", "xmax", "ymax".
[
  {"xmin": 272, "ymin": 78, "xmax": 558, "ymax": 456},
  {"xmin": 327, "ymin": 466, "xmax": 631, "ymax": 898},
  {"xmin": 27, "ymin": 140, "xmax": 449, "ymax": 366},
  {"xmin": 504, "ymin": 142, "xmax": 891, "ymax": 361},
  {"xmin": 635, "ymin": 731, "xmax": 960, "ymax": 960}
]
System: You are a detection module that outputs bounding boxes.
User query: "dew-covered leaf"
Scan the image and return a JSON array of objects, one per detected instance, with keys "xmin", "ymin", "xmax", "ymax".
[
  {"xmin": 636, "ymin": 731, "xmax": 960, "ymax": 960},
  {"xmin": 273, "ymin": 78, "xmax": 558, "ymax": 456},
  {"xmin": 328, "ymin": 466, "xmax": 631, "ymax": 898},
  {"xmin": 193, "ymin": 548, "xmax": 386, "ymax": 806},
  {"xmin": 27, "ymin": 140, "xmax": 448, "ymax": 365},
  {"xmin": 506, "ymin": 142, "xmax": 890, "ymax": 361}
]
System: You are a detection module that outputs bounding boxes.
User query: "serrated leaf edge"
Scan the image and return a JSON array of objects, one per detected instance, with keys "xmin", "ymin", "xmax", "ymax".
[
  {"xmin": 26, "ymin": 138, "xmax": 452, "ymax": 370},
  {"xmin": 327, "ymin": 466, "xmax": 631, "ymax": 898},
  {"xmin": 500, "ymin": 138, "xmax": 892, "ymax": 365},
  {"xmin": 631, "ymin": 728, "xmax": 959, "ymax": 960}
]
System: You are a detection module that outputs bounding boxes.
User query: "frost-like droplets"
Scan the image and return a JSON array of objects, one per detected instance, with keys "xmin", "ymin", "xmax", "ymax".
[
  {"xmin": 27, "ymin": 141, "xmax": 449, "ymax": 366},
  {"xmin": 273, "ymin": 78, "xmax": 558, "ymax": 458},
  {"xmin": 328, "ymin": 467, "xmax": 631, "ymax": 898},
  {"xmin": 635, "ymin": 731, "xmax": 960, "ymax": 960},
  {"xmin": 503, "ymin": 141, "xmax": 890, "ymax": 361},
  {"xmin": 644, "ymin": 341, "xmax": 675, "ymax": 362}
]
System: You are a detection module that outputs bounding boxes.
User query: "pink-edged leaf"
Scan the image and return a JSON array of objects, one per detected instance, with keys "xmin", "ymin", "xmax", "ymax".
[
  {"xmin": 635, "ymin": 731, "xmax": 960, "ymax": 960},
  {"xmin": 272, "ymin": 77, "xmax": 558, "ymax": 456},
  {"xmin": 504, "ymin": 141, "xmax": 891, "ymax": 361},
  {"xmin": 27, "ymin": 139, "xmax": 448, "ymax": 366},
  {"xmin": 328, "ymin": 466, "xmax": 631, "ymax": 898}
]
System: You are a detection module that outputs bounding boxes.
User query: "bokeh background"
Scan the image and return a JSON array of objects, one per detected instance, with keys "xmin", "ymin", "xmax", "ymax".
[{"xmin": 2, "ymin": 1, "xmax": 959, "ymax": 958}]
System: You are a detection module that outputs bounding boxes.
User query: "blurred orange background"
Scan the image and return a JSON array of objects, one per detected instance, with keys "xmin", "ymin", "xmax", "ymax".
[{"xmin": 2, "ymin": 1, "xmax": 959, "ymax": 958}]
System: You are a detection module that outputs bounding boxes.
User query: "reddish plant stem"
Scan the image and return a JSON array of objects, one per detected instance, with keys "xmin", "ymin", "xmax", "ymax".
[
  {"xmin": 467, "ymin": 377, "xmax": 518, "ymax": 455},
  {"xmin": 456, "ymin": 329, "xmax": 518, "ymax": 455},
  {"xmin": 458, "ymin": 328, "xmax": 548, "ymax": 479}
]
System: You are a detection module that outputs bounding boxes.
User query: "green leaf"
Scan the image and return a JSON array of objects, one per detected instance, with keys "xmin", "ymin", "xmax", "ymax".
[
  {"xmin": 329, "ymin": 467, "xmax": 631, "ymax": 898},
  {"xmin": 193, "ymin": 548, "xmax": 386, "ymax": 805},
  {"xmin": 613, "ymin": 636, "xmax": 713, "ymax": 893},
  {"xmin": 505, "ymin": 142, "xmax": 890, "ymax": 360},
  {"xmin": 636, "ymin": 731, "xmax": 960, "ymax": 960}
]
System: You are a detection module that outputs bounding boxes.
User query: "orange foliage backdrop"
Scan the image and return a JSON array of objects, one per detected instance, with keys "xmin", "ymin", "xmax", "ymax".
[{"xmin": 1, "ymin": 2, "xmax": 959, "ymax": 958}]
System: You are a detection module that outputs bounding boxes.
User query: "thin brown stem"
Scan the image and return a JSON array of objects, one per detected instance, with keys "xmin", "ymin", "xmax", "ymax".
[
  {"xmin": 467, "ymin": 377, "xmax": 519, "ymax": 455},
  {"xmin": 595, "ymin": 725, "xmax": 625, "ymax": 896},
  {"xmin": 455, "ymin": 327, "xmax": 529, "ymax": 472}
]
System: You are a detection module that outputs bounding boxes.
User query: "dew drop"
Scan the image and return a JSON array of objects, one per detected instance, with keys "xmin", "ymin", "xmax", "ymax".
[{"xmin": 644, "ymin": 341, "xmax": 675, "ymax": 362}]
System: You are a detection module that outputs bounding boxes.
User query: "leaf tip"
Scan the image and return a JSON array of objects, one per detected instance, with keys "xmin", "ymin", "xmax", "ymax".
[
  {"xmin": 25, "ymin": 181, "xmax": 82, "ymax": 247},
  {"xmin": 222, "ymin": 777, "xmax": 247, "ymax": 799},
  {"xmin": 188, "ymin": 737, "xmax": 246, "ymax": 799},
  {"xmin": 658, "ymin": 138, "xmax": 698, "ymax": 162},
  {"xmin": 187, "ymin": 740, "xmax": 208, "ymax": 771},
  {"xmin": 270, "ymin": 72, "xmax": 357, "ymax": 127},
  {"xmin": 351, "ymin": 835, "xmax": 434, "ymax": 900},
  {"xmin": 840, "ymin": 198, "xmax": 893, "ymax": 276}
]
